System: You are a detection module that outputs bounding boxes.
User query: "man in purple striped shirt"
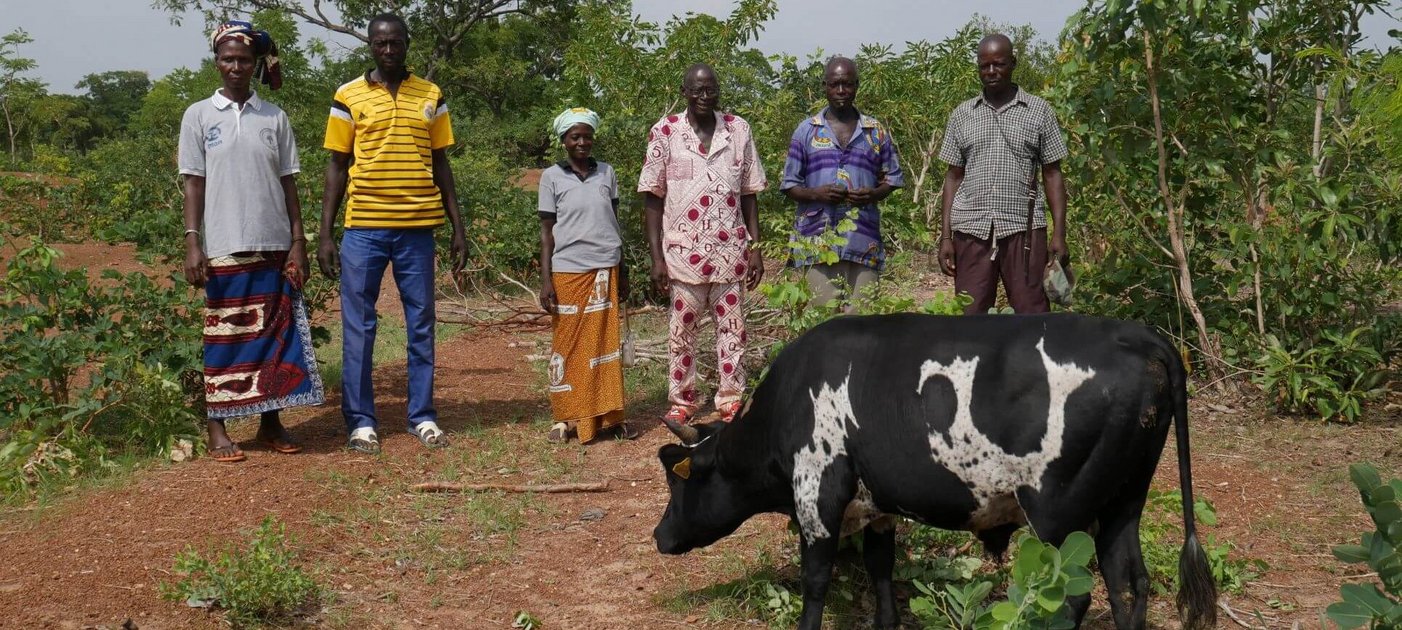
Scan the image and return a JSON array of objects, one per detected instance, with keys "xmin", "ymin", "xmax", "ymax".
[{"xmin": 780, "ymin": 57, "xmax": 904, "ymax": 313}]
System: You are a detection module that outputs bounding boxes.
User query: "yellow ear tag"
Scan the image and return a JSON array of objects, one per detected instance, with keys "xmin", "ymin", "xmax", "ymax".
[{"xmin": 672, "ymin": 457, "xmax": 692, "ymax": 480}]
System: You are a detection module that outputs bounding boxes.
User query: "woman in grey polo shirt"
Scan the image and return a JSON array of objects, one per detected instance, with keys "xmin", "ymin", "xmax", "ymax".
[
  {"xmin": 538, "ymin": 108, "xmax": 635, "ymax": 444},
  {"xmin": 177, "ymin": 21, "xmax": 324, "ymax": 462}
]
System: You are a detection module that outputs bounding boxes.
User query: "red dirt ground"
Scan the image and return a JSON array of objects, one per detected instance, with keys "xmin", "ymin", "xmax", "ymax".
[{"xmin": 0, "ymin": 245, "xmax": 1398, "ymax": 629}]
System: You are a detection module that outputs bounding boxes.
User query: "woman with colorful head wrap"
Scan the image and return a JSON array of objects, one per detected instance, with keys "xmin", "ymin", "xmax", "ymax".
[
  {"xmin": 208, "ymin": 20, "xmax": 282, "ymax": 90},
  {"xmin": 538, "ymin": 108, "xmax": 635, "ymax": 444},
  {"xmin": 176, "ymin": 20, "xmax": 323, "ymax": 462}
]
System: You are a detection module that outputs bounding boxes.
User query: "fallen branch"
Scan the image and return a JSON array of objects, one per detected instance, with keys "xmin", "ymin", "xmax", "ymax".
[
  {"xmin": 1218, "ymin": 599, "xmax": 1266, "ymax": 630},
  {"xmin": 410, "ymin": 481, "xmax": 609, "ymax": 494}
]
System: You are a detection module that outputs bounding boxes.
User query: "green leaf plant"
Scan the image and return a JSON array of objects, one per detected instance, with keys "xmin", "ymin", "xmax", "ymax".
[
  {"xmin": 910, "ymin": 531, "xmax": 1096, "ymax": 630},
  {"xmin": 1326, "ymin": 463, "xmax": 1402, "ymax": 629}
]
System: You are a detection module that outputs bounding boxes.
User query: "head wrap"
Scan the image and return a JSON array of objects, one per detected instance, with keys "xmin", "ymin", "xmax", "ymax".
[
  {"xmin": 210, "ymin": 21, "xmax": 283, "ymax": 90},
  {"xmin": 552, "ymin": 107, "xmax": 600, "ymax": 139}
]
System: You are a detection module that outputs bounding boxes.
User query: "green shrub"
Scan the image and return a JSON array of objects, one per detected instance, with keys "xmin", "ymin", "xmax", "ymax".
[
  {"xmin": 1140, "ymin": 490, "xmax": 1264, "ymax": 594},
  {"xmin": 448, "ymin": 143, "xmax": 540, "ymax": 281},
  {"xmin": 0, "ymin": 237, "xmax": 202, "ymax": 500},
  {"xmin": 756, "ymin": 214, "xmax": 970, "ymax": 353},
  {"xmin": 1256, "ymin": 328, "xmax": 1392, "ymax": 423},
  {"xmin": 909, "ymin": 531, "xmax": 1097, "ymax": 630},
  {"xmin": 0, "ymin": 174, "xmax": 80, "ymax": 242},
  {"xmin": 898, "ymin": 525, "xmax": 983, "ymax": 585},
  {"xmin": 161, "ymin": 516, "xmax": 321, "ymax": 628},
  {"xmin": 80, "ymin": 135, "xmax": 182, "ymax": 258},
  {"xmin": 1326, "ymin": 463, "xmax": 1402, "ymax": 629}
]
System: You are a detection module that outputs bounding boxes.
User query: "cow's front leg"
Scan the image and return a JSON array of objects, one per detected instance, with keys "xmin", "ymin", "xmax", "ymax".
[
  {"xmin": 863, "ymin": 518, "xmax": 898, "ymax": 629},
  {"xmin": 797, "ymin": 533, "xmax": 840, "ymax": 630}
]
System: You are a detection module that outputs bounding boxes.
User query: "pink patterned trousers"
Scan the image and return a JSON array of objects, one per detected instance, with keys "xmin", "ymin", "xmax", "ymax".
[{"xmin": 668, "ymin": 280, "xmax": 746, "ymax": 412}]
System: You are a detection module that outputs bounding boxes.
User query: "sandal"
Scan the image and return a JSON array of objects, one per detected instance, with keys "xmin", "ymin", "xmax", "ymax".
[
  {"xmin": 609, "ymin": 422, "xmax": 641, "ymax": 441},
  {"xmin": 717, "ymin": 401, "xmax": 743, "ymax": 423},
  {"xmin": 347, "ymin": 427, "xmax": 381, "ymax": 454},
  {"xmin": 410, "ymin": 421, "xmax": 449, "ymax": 449},
  {"xmin": 209, "ymin": 444, "xmax": 246, "ymax": 463},
  {"xmin": 662, "ymin": 406, "xmax": 692, "ymax": 425},
  {"xmin": 255, "ymin": 435, "xmax": 303, "ymax": 454},
  {"xmin": 546, "ymin": 422, "xmax": 574, "ymax": 443}
]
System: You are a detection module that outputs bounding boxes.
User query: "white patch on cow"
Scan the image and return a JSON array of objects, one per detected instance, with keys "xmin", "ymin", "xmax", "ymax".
[
  {"xmin": 916, "ymin": 338, "xmax": 1095, "ymax": 519},
  {"xmin": 793, "ymin": 374, "xmax": 859, "ymax": 543}
]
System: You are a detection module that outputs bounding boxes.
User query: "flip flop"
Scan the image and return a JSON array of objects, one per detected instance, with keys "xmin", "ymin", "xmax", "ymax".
[
  {"xmin": 662, "ymin": 406, "xmax": 692, "ymax": 425},
  {"xmin": 610, "ymin": 422, "xmax": 640, "ymax": 441},
  {"xmin": 209, "ymin": 445, "xmax": 246, "ymax": 463},
  {"xmin": 347, "ymin": 427, "xmax": 381, "ymax": 454},
  {"xmin": 546, "ymin": 422, "xmax": 573, "ymax": 443},
  {"xmin": 409, "ymin": 421, "xmax": 449, "ymax": 449},
  {"xmin": 718, "ymin": 401, "xmax": 744, "ymax": 423},
  {"xmin": 256, "ymin": 437, "xmax": 303, "ymax": 454}
]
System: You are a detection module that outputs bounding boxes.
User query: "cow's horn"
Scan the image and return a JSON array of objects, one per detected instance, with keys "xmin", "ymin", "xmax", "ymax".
[{"xmin": 661, "ymin": 417, "xmax": 700, "ymax": 445}]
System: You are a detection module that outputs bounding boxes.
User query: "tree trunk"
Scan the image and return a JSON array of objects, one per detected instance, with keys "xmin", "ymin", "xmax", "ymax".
[
  {"xmin": 911, "ymin": 125, "xmax": 942, "ymax": 227},
  {"xmin": 1, "ymin": 98, "xmax": 16, "ymax": 166},
  {"xmin": 1311, "ymin": 58, "xmax": 1326, "ymax": 180},
  {"xmin": 1143, "ymin": 32, "xmax": 1221, "ymax": 373}
]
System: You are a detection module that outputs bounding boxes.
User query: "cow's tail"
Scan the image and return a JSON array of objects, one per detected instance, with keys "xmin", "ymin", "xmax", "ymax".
[{"xmin": 1166, "ymin": 340, "xmax": 1218, "ymax": 630}]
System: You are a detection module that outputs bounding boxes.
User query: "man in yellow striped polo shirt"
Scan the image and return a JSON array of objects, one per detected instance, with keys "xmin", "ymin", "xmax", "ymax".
[{"xmin": 317, "ymin": 12, "xmax": 467, "ymax": 454}]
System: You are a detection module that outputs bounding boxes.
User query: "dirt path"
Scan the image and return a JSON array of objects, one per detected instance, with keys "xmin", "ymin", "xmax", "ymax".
[
  {"xmin": 0, "ymin": 321, "xmax": 785, "ymax": 630},
  {"xmin": 0, "ymin": 310, "xmax": 1398, "ymax": 628}
]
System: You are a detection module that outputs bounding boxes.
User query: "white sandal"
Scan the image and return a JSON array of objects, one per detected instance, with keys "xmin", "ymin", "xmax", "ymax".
[
  {"xmin": 348, "ymin": 427, "xmax": 380, "ymax": 454},
  {"xmin": 409, "ymin": 421, "xmax": 449, "ymax": 449}
]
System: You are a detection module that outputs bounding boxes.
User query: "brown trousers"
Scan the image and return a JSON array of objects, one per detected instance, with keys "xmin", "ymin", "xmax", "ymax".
[{"xmin": 953, "ymin": 228, "xmax": 1049, "ymax": 315}]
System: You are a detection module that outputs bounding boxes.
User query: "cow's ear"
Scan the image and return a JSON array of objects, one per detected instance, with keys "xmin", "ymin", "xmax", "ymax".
[
  {"xmin": 659, "ymin": 444, "xmax": 691, "ymax": 480},
  {"xmin": 693, "ymin": 420, "xmax": 726, "ymax": 444}
]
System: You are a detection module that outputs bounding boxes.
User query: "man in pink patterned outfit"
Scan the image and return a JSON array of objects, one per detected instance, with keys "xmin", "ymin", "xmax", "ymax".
[{"xmin": 639, "ymin": 64, "xmax": 767, "ymax": 424}]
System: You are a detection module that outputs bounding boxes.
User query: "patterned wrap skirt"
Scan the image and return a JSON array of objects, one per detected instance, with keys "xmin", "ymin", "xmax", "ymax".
[
  {"xmin": 548, "ymin": 267, "xmax": 625, "ymax": 442},
  {"xmin": 203, "ymin": 252, "xmax": 325, "ymax": 419}
]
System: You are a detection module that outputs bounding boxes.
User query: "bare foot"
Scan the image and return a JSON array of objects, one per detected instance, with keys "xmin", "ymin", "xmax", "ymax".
[{"xmin": 254, "ymin": 415, "xmax": 302, "ymax": 454}]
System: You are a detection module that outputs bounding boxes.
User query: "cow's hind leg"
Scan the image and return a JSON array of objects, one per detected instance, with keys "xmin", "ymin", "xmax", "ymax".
[
  {"xmin": 862, "ymin": 518, "xmax": 898, "ymax": 629},
  {"xmin": 1095, "ymin": 499, "xmax": 1150, "ymax": 630}
]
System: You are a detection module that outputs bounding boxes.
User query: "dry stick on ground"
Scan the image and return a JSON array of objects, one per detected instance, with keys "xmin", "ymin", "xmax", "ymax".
[
  {"xmin": 1218, "ymin": 599, "xmax": 1268, "ymax": 630},
  {"xmin": 410, "ymin": 481, "xmax": 610, "ymax": 494}
]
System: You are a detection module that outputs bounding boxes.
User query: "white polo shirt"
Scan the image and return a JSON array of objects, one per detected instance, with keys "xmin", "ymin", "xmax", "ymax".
[{"xmin": 178, "ymin": 90, "xmax": 300, "ymax": 258}]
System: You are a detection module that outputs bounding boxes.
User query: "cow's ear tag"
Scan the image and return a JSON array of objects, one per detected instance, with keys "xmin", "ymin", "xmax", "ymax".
[{"xmin": 672, "ymin": 457, "xmax": 692, "ymax": 480}]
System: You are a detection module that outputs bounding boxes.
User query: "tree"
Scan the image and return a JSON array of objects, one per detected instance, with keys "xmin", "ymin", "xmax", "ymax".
[
  {"xmin": 30, "ymin": 94, "xmax": 92, "ymax": 153},
  {"xmin": 154, "ymin": 0, "xmax": 555, "ymax": 79},
  {"xmin": 560, "ymin": 0, "xmax": 779, "ymax": 182},
  {"xmin": 1059, "ymin": 0, "xmax": 1398, "ymax": 412},
  {"xmin": 0, "ymin": 28, "xmax": 41, "ymax": 164},
  {"xmin": 76, "ymin": 70, "xmax": 151, "ymax": 140}
]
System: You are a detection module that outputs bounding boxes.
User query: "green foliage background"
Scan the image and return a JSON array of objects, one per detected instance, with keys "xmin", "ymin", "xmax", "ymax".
[{"xmin": 0, "ymin": 0, "xmax": 1397, "ymax": 498}]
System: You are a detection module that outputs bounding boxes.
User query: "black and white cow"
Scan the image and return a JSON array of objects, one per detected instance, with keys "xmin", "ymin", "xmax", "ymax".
[{"xmin": 653, "ymin": 313, "xmax": 1216, "ymax": 630}]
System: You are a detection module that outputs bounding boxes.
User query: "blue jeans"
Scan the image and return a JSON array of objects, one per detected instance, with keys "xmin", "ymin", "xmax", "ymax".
[{"xmin": 339, "ymin": 228, "xmax": 437, "ymax": 432}]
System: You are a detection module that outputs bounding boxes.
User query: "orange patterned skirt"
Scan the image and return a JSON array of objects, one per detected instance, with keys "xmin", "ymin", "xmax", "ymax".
[{"xmin": 547, "ymin": 267, "xmax": 625, "ymax": 442}]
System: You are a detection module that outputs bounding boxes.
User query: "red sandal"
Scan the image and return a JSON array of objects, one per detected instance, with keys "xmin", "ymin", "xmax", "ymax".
[{"xmin": 662, "ymin": 406, "xmax": 692, "ymax": 424}]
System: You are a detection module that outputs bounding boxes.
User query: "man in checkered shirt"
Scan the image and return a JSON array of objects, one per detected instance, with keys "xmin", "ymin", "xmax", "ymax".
[{"xmin": 937, "ymin": 33, "xmax": 1069, "ymax": 314}]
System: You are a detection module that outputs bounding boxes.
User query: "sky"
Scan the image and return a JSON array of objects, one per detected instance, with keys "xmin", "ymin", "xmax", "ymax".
[{"xmin": 6, "ymin": 0, "xmax": 1399, "ymax": 95}]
